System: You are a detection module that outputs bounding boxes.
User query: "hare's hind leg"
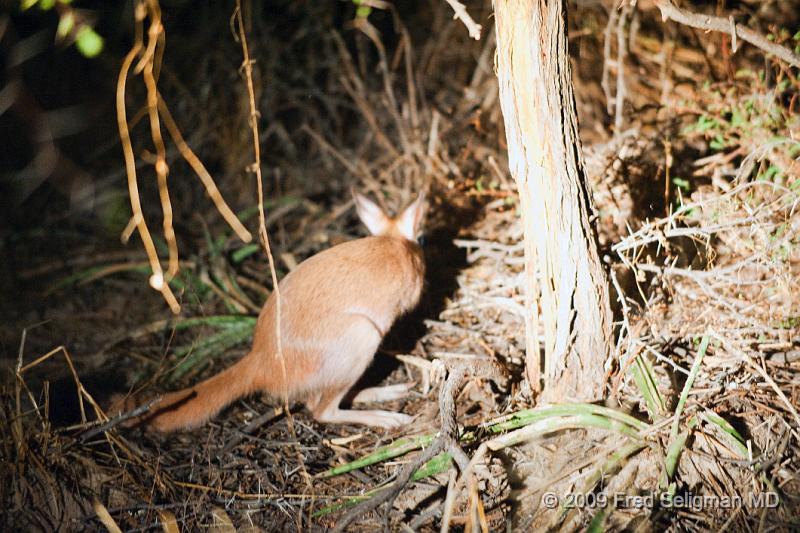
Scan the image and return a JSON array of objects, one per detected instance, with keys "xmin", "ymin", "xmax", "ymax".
[
  {"xmin": 352, "ymin": 382, "xmax": 414, "ymax": 404},
  {"xmin": 309, "ymin": 388, "xmax": 412, "ymax": 429}
]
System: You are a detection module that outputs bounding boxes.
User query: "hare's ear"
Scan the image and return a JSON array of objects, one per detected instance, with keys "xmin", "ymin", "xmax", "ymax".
[
  {"xmin": 352, "ymin": 188, "xmax": 390, "ymax": 236},
  {"xmin": 395, "ymin": 191, "xmax": 426, "ymax": 241}
]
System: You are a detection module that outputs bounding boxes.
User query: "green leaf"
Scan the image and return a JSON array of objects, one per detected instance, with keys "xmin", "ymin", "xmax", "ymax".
[
  {"xmin": 673, "ymin": 177, "xmax": 690, "ymax": 191},
  {"xmin": 231, "ymin": 243, "xmax": 260, "ymax": 263},
  {"xmin": 75, "ymin": 26, "xmax": 104, "ymax": 58},
  {"xmin": 730, "ymin": 108, "xmax": 746, "ymax": 128},
  {"xmin": 695, "ymin": 115, "xmax": 718, "ymax": 133},
  {"xmin": 39, "ymin": 0, "xmax": 56, "ymax": 10},
  {"xmin": 709, "ymin": 133, "xmax": 727, "ymax": 150},
  {"xmin": 762, "ymin": 165, "xmax": 780, "ymax": 181}
]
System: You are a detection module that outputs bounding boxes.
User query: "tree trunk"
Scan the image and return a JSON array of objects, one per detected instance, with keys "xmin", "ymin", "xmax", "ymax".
[{"xmin": 493, "ymin": 0, "xmax": 613, "ymax": 401}]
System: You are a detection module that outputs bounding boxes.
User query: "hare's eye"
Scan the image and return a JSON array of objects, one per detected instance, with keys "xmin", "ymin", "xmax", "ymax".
[{"xmin": 416, "ymin": 234, "xmax": 427, "ymax": 247}]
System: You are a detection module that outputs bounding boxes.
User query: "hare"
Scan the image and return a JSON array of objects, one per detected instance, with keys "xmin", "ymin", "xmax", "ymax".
[{"xmin": 119, "ymin": 189, "xmax": 426, "ymax": 431}]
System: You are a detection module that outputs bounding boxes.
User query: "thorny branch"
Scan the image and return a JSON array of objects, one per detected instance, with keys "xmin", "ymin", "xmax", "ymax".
[{"xmin": 652, "ymin": 0, "xmax": 800, "ymax": 69}]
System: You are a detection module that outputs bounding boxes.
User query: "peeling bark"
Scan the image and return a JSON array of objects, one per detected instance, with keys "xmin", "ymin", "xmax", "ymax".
[{"xmin": 493, "ymin": 0, "xmax": 613, "ymax": 401}]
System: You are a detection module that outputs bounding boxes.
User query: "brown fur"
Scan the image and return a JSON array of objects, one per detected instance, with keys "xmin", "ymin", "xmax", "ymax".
[{"xmin": 122, "ymin": 190, "xmax": 426, "ymax": 431}]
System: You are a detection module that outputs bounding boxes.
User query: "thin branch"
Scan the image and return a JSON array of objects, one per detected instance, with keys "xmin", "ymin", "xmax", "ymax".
[
  {"xmin": 652, "ymin": 0, "xmax": 800, "ymax": 69},
  {"xmin": 158, "ymin": 97, "xmax": 252, "ymax": 243},
  {"xmin": 443, "ymin": 0, "xmax": 482, "ymax": 40},
  {"xmin": 233, "ymin": 0, "xmax": 312, "ymax": 495},
  {"xmin": 77, "ymin": 395, "xmax": 164, "ymax": 443},
  {"xmin": 614, "ymin": 3, "xmax": 631, "ymax": 132}
]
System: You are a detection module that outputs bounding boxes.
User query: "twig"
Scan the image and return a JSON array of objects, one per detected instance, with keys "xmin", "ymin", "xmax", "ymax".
[
  {"xmin": 157, "ymin": 96, "xmax": 252, "ymax": 243},
  {"xmin": 440, "ymin": 469, "xmax": 458, "ymax": 533},
  {"xmin": 93, "ymin": 499, "xmax": 123, "ymax": 533},
  {"xmin": 720, "ymin": 336, "xmax": 800, "ymax": 434},
  {"xmin": 77, "ymin": 396, "xmax": 164, "ymax": 443},
  {"xmin": 614, "ymin": 3, "xmax": 631, "ymax": 132},
  {"xmin": 601, "ymin": 3, "xmax": 619, "ymax": 116},
  {"xmin": 220, "ymin": 406, "xmax": 284, "ymax": 454},
  {"xmin": 233, "ymin": 0, "xmax": 312, "ymax": 497},
  {"xmin": 652, "ymin": 0, "xmax": 800, "ymax": 69},
  {"xmin": 443, "ymin": 0, "xmax": 482, "ymax": 40}
]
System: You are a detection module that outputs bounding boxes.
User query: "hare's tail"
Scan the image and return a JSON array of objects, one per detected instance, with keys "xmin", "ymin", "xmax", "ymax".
[{"xmin": 141, "ymin": 352, "xmax": 261, "ymax": 432}]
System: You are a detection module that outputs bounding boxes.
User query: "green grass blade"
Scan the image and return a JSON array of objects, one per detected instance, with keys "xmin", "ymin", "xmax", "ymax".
[
  {"xmin": 411, "ymin": 452, "xmax": 452, "ymax": 481},
  {"xmin": 313, "ymin": 451, "xmax": 453, "ymax": 518},
  {"xmin": 662, "ymin": 335, "xmax": 709, "ymax": 486},
  {"xmin": 630, "ymin": 354, "xmax": 666, "ymax": 420},
  {"xmin": 701, "ymin": 411, "xmax": 747, "ymax": 456},
  {"xmin": 484, "ymin": 403, "xmax": 649, "ymax": 434},
  {"xmin": 699, "ymin": 409, "xmax": 779, "ymax": 498},
  {"xmin": 488, "ymin": 413, "xmax": 644, "ymax": 450},
  {"xmin": 665, "ymin": 430, "xmax": 689, "ymax": 478},
  {"xmin": 172, "ymin": 315, "xmax": 257, "ymax": 330},
  {"xmin": 319, "ymin": 434, "xmax": 435, "ymax": 478},
  {"xmin": 231, "ymin": 243, "xmax": 261, "ymax": 263},
  {"xmin": 586, "ymin": 508, "xmax": 607, "ymax": 533},
  {"xmin": 670, "ymin": 335, "xmax": 710, "ymax": 443},
  {"xmin": 237, "ymin": 195, "xmax": 301, "ymax": 222},
  {"xmin": 312, "ymin": 492, "xmax": 375, "ymax": 518}
]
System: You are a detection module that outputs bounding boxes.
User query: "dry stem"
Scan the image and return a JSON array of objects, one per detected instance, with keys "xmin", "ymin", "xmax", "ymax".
[
  {"xmin": 233, "ymin": 0, "xmax": 313, "ymax": 502},
  {"xmin": 652, "ymin": 0, "xmax": 800, "ymax": 69},
  {"xmin": 115, "ymin": 0, "xmax": 252, "ymax": 314}
]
